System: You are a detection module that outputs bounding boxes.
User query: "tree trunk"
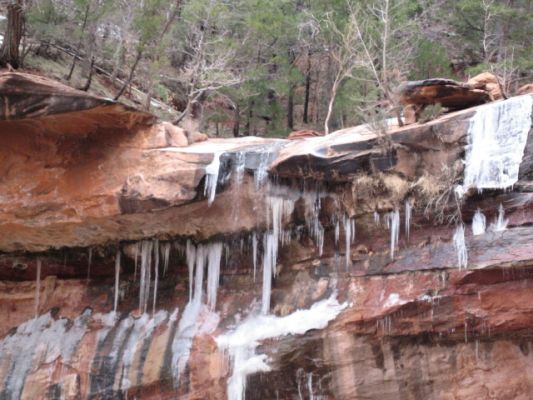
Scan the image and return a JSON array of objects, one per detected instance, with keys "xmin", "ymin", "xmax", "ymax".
[
  {"xmin": 233, "ymin": 103, "xmax": 240, "ymax": 137},
  {"xmin": 114, "ymin": 49, "xmax": 143, "ymax": 101},
  {"xmin": 80, "ymin": 57, "xmax": 95, "ymax": 91},
  {"xmin": 111, "ymin": 38, "xmax": 126, "ymax": 84},
  {"xmin": 245, "ymin": 99, "xmax": 254, "ymax": 136},
  {"xmin": 0, "ymin": 1, "xmax": 25, "ymax": 69},
  {"xmin": 66, "ymin": 1, "xmax": 90, "ymax": 81},
  {"xmin": 144, "ymin": 76, "xmax": 154, "ymax": 111},
  {"xmin": 324, "ymin": 79, "xmax": 339, "ymax": 135},
  {"xmin": 303, "ymin": 51, "xmax": 311, "ymax": 124},
  {"xmin": 287, "ymin": 84, "xmax": 295, "ymax": 131}
]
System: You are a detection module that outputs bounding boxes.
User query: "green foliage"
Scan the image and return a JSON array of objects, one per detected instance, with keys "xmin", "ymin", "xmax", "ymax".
[
  {"xmin": 418, "ymin": 103, "xmax": 444, "ymax": 123},
  {"xmin": 21, "ymin": 0, "xmax": 533, "ymax": 136},
  {"xmin": 411, "ymin": 39, "xmax": 454, "ymax": 80}
]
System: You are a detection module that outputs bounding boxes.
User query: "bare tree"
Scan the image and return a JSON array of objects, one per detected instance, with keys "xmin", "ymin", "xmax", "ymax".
[
  {"xmin": 319, "ymin": 0, "xmax": 423, "ymax": 134},
  {"xmin": 172, "ymin": 1, "xmax": 242, "ymax": 125},
  {"xmin": 114, "ymin": 0, "xmax": 183, "ymax": 102},
  {"xmin": 321, "ymin": 10, "xmax": 365, "ymax": 134},
  {"xmin": 0, "ymin": 0, "xmax": 25, "ymax": 69}
]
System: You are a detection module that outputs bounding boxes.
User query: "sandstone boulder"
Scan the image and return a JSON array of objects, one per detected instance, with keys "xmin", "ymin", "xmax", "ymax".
[
  {"xmin": 399, "ymin": 78, "xmax": 491, "ymax": 110},
  {"xmin": 467, "ymin": 71, "xmax": 504, "ymax": 100},
  {"xmin": 187, "ymin": 130, "xmax": 209, "ymax": 144},
  {"xmin": 517, "ymin": 83, "xmax": 533, "ymax": 96},
  {"xmin": 142, "ymin": 121, "xmax": 189, "ymax": 148},
  {"xmin": 288, "ymin": 130, "xmax": 324, "ymax": 140}
]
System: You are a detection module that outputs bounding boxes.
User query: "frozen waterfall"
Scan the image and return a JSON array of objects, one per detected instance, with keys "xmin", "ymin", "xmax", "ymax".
[
  {"xmin": 216, "ymin": 294, "xmax": 346, "ymax": 400},
  {"xmin": 462, "ymin": 95, "xmax": 532, "ymax": 191}
]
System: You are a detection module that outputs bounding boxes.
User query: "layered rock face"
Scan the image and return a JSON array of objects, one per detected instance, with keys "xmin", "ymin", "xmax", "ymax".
[{"xmin": 1, "ymin": 73, "xmax": 533, "ymax": 400}]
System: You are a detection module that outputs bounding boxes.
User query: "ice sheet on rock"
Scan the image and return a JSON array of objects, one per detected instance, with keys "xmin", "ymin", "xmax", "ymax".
[
  {"xmin": 463, "ymin": 95, "xmax": 533, "ymax": 190},
  {"xmin": 119, "ymin": 311, "xmax": 168, "ymax": 391},
  {"xmin": 0, "ymin": 310, "xmax": 91, "ymax": 399},
  {"xmin": 216, "ymin": 294, "xmax": 347, "ymax": 400}
]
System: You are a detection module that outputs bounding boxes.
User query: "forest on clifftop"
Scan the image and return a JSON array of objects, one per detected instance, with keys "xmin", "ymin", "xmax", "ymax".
[{"xmin": 1, "ymin": 0, "xmax": 532, "ymax": 136}]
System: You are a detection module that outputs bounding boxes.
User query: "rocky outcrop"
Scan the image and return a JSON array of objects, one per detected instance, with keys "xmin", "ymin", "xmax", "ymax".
[
  {"xmin": 399, "ymin": 78, "xmax": 491, "ymax": 110},
  {"xmin": 288, "ymin": 129, "xmax": 323, "ymax": 140},
  {"xmin": 517, "ymin": 83, "xmax": 533, "ymax": 96},
  {"xmin": 1, "ymin": 73, "xmax": 533, "ymax": 400},
  {"xmin": 467, "ymin": 71, "xmax": 504, "ymax": 100}
]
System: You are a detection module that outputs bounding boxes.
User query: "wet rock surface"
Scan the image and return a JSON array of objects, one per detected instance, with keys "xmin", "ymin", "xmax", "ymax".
[{"xmin": 1, "ymin": 73, "xmax": 533, "ymax": 400}]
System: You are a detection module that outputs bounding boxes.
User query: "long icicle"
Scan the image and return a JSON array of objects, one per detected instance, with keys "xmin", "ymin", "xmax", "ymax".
[
  {"xmin": 133, "ymin": 241, "xmax": 140, "ymax": 282},
  {"xmin": 114, "ymin": 249, "xmax": 121, "ymax": 312},
  {"xmin": 252, "ymin": 232, "xmax": 258, "ymax": 282},
  {"xmin": 186, "ymin": 240, "xmax": 196, "ymax": 302},
  {"xmin": 87, "ymin": 248, "xmax": 92, "ymax": 282},
  {"xmin": 34, "ymin": 258, "xmax": 41, "ymax": 318},
  {"xmin": 153, "ymin": 239, "xmax": 160, "ymax": 314},
  {"xmin": 162, "ymin": 242, "xmax": 171, "ymax": 276}
]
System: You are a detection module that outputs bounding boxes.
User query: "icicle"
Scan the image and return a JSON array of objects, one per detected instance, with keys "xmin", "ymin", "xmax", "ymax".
[
  {"xmin": 139, "ymin": 240, "xmax": 153, "ymax": 313},
  {"xmin": 390, "ymin": 209, "xmax": 400, "ymax": 260},
  {"xmin": 204, "ymin": 152, "xmax": 222, "ymax": 206},
  {"xmin": 472, "ymin": 209, "xmax": 486, "ymax": 236},
  {"xmin": 133, "ymin": 242, "xmax": 140, "ymax": 282},
  {"xmin": 351, "ymin": 219, "xmax": 356, "ymax": 244},
  {"xmin": 453, "ymin": 224, "xmax": 468, "ymax": 269},
  {"xmin": 186, "ymin": 240, "xmax": 196, "ymax": 302},
  {"xmin": 153, "ymin": 239, "xmax": 160, "ymax": 314},
  {"xmin": 405, "ymin": 201, "xmax": 412, "ymax": 241},
  {"xmin": 207, "ymin": 242, "xmax": 223, "ymax": 311},
  {"xmin": 307, "ymin": 373, "xmax": 314, "ymax": 400},
  {"xmin": 344, "ymin": 216, "xmax": 351, "ymax": 269},
  {"xmin": 252, "ymin": 232, "xmax": 258, "ymax": 282},
  {"xmin": 234, "ymin": 151, "xmax": 246, "ymax": 186},
  {"xmin": 35, "ymin": 259, "xmax": 41, "ymax": 318},
  {"xmin": 374, "ymin": 211, "xmax": 380, "ymax": 226},
  {"xmin": 216, "ymin": 294, "xmax": 347, "ymax": 400},
  {"xmin": 490, "ymin": 203, "xmax": 508, "ymax": 232},
  {"xmin": 334, "ymin": 220, "xmax": 340, "ymax": 246},
  {"xmin": 254, "ymin": 151, "xmax": 270, "ymax": 189},
  {"xmin": 162, "ymin": 242, "xmax": 171, "ymax": 276},
  {"xmin": 261, "ymin": 233, "xmax": 277, "ymax": 315},
  {"xmin": 463, "ymin": 95, "xmax": 533, "ymax": 190},
  {"xmin": 194, "ymin": 245, "xmax": 208, "ymax": 305},
  {"xmin": 87, "ymin": 248, "xmax": 92, "ymax": 282},
  {"xmin": 114, "ymin": 250, "xmax": 121, "ymax": 312},
  {"xmin": 316, "ymin": 223, "xmax": 324, "ymax": 256},
  {"xmin": 171, "ymin": 239, "xmax": 225, "ymax": 385}
]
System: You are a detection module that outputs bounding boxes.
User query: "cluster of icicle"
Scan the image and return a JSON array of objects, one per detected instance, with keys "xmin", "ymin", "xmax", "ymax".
[
  {"xmin": 130, "ymin": 240, "xmax": 172, "ymax": 314},
  {"xmin": 372, "ymin": 201, "xmax": 413, "ymax": 261}
]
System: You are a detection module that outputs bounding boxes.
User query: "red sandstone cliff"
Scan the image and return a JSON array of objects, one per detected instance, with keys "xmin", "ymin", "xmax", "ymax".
[{"xmin": 1, "ymin": 72, "xmax": 533, "ymax": 400}]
